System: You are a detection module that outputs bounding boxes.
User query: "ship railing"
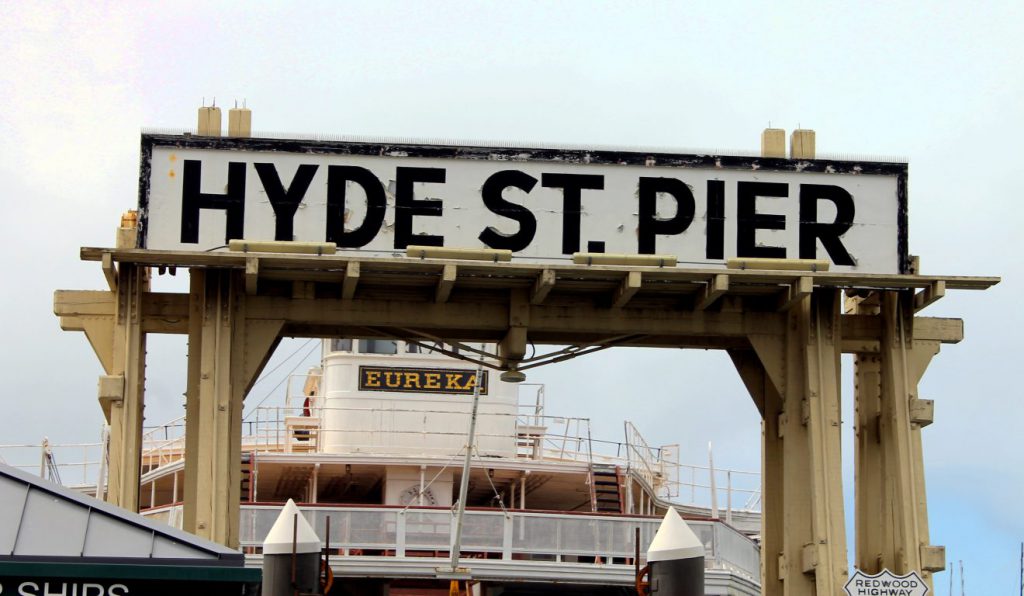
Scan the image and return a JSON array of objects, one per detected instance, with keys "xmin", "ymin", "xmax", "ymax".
[
  {"xmin": 621, "ymin": 421, "xmax": 762, "ymax": 515},
  {"xmin": 135, "ymin": 405, "xmax": 761, "ymax": 515},
  {"xmin": 675, "ymin": 463, "xmax": 762, "ymax": 514},
  {"xmin": 141, "ymin": 504, "xmax": 759, "ymax": 581},
  {"xmin": 0, "ymin": 440, "xmax": 103, "ymax": 487}
]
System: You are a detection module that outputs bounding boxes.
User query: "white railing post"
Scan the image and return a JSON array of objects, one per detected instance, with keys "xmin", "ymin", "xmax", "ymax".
[
  {"xmin": 726, "ymin": 471, "xmax": 733, "ymax": 526},
  {"xmin": 396, "ymin": 510, "xmax": 406, "ymax": 557},
  {"xmin": 502, "ymin": 514, "xmax": 513, "ymax": 560}
]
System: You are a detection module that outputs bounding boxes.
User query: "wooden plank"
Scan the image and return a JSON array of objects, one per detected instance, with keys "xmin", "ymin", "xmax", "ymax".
[
  {"xmin": 245, "ymin": 257, "xmax": 259, "ymax": 295},
  {"xmin": 913, "ymin": 280, "xmax": 945, "ymax": 312},
  {"xmin": 531, "ymin": 269, "xmax": 556, "ymax": 305},
  {"xmin": 102, "ymin": 252, "xmax": 118, "ymax": 292},
  {"xmin": 777, "ymin": 276, "xmax": 812, "ymax": 311},
  {"xmin": 612, "ymin": 271, "xmax": 642, "ymax": 308},
  {"xmin": 435, "ymin": 264, "xmax": 457, "ymax": 303},
  {"xmin": 78, "ymin": 247, "xmax": 1000, "ymax": 292},
  {"xmin": 342, "ymin": 261, "xmax": 360, "ymax": 300},
  {"xmin": 842, "ymin": 314, "xmax": 963, "ymax": 345},
  {"xmin": 696, "ymin": 274, "xmax": 729, "ymax": 310}
]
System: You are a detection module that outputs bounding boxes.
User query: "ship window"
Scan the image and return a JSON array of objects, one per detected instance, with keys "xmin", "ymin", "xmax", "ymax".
[
  {"xmin": 406, "ymin": 343, "xmax": 420, "ymax": 354},
  {"xmin": 360, "ymin": 339, "xmax": 397, "ymax": 355},
  {"xmin": 330, "ymin": 338, "xmax": 353, "ymax": 352}
]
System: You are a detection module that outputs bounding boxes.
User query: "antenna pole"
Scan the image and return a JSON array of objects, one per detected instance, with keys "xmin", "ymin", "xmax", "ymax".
[{"xmin": 449, "ymin": 364, "xmax": 483, "ymax": 572}]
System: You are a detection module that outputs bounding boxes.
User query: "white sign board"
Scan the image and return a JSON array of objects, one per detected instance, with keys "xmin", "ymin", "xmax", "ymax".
[
  {"xmin": 844, "ymin": 569, "xmax": 929, "ymax": 596},
  {"xmin": 139, "ymin": 135, "xmax": 909, "ymax": 273}
]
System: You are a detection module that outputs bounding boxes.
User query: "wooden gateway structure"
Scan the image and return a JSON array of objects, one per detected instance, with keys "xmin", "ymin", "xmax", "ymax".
[{"xmin": 52, "ymin": 122, "xmax": 997, "ymax": 595}]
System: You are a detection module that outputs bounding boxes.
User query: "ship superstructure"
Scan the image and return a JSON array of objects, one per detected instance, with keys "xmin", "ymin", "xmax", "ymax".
[
  {"xmin": 6, "ymin": 339, "xmax": 761, "ymax": 595},
  {"xmin": 5, "ymin": 339, "xmax": 761, "ymax": 594}
]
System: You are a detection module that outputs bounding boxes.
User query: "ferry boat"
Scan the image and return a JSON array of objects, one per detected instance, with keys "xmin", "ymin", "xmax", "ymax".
[{"xmin": 5, "ymin": 339, "xmax": 762, "ymax": 595}]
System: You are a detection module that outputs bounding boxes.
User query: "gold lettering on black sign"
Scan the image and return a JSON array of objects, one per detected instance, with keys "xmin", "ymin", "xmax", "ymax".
[{"xmin": 358, "ymin": 366, "xmax": 489, "ymax": 395}]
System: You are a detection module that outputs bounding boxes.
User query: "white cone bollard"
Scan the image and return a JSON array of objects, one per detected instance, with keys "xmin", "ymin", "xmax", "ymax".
[
  {"xmin": 262, "ymin": 499, "xmax": 322, "ymax": 596},
  {"xmin": 647, "ymin": 507, "xmax": 705, "ymax": 595}
]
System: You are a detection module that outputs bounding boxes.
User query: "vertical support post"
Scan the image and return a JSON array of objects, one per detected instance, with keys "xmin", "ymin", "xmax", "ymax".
[
  {"xmin": 761, "ymin": 378, "xmax": 785, "ymax": 592},
  {"xmin": 740, "ymin": 288, "xmax": 848, "ymax": 595},
  {"xmin": 190, "ymin": 269, "xmax": 245, "ymax": 545},
  {"xmin": 801, "ymin": 289, "xmax": 848, "ymax": 594},
  {"xmin": 853, "ymin": 296, "xmax": 887, "ymax": 573},
  {"xmin": 105, "ymin": 263, "xmax": 147, "ymax": 511},
  {"xmin": 184, "ymin": 268, "xmax": 282, "ymax": 547},
  {"xmin": 855, "ymin": 290, "xmax": 941, "ymax": 589},
  {"xmin": 183, "ymin": 269, "xmax": 205, "ymax": 533}
]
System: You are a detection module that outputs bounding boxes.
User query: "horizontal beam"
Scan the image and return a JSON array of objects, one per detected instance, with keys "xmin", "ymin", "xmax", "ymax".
[
  {"xmin": 54, "ymin": 289, "xmax": 965, "ymax": 348},
  {"xmin": 54, "ymin": 290, "xmax": 189, "ymax": 334},
  {"xmin": 81, "ymin": 247, "xmax": 1000, "ymax": 292}
]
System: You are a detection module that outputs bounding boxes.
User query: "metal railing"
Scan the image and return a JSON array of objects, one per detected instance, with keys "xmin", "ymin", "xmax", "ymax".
[
  {"xmin": 1, "ymin": 377, "xmax": 762, "ymax": 516},
  {"xmin": 0, "ymin": 440, "xmax": 103, "ymax": 487},
  {"xmin": 142, "ymin": 504, "xmax": 759, "ymax": 581}
]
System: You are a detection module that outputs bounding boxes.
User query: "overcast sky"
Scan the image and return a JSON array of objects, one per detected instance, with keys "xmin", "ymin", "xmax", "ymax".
[{"xmin": 1, "ymin": 2, "xmax": 1021, "ymax": 593}]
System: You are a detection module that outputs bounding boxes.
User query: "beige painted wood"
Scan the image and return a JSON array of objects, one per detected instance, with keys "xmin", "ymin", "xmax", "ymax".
[
  {"xmin": 531, "ymin": 269, "xmax": 556, "ymax": 305},
  {"xmin": 612, "ymin": 271, "xmax": 642, "ymax": 308},
  {"xmin": 78, "ymin": 247, "xmax": 1001, "ymax": 292},
  {"xmin": 183, "ymin": 270, "xmax": 283, "ymax": 547},
  {"xmin": 857, "ymin": 291, "xmax": 942, "ymax": 590},
  {"xmin": 746, "ymin": 290, "xmax": 848, "ymax": 595},
  {"xmin": 105, "ymin": 264, "xmax": 147, "ymax": 512},
  {"xmin": 790, "ymin": 130, "xmax": 816, "ymax": 159},
  {"xmin": 342, "ymin": 261, "xmax": 360, "ymax": 300},
  {"xmin": 853, "ymin": 296, "xmax": 887, "ymax": 573},
  {"xmin": 55, "ymin": 244, "xmax": 995, "ymax": 560},
  {"xmin": 182, "ymin": 270, "xmax": 204, "ymax": 535},
  {"xmin": 697, "ymin": 274, "xmax": 729, "ymax": 310},
  {"xmin": 761, "ymin": 128, "xmax": 786, "ymax": 158},
  {"xmin": 435, "ymin": 264, "xmax": 456, "ymax": 303}
]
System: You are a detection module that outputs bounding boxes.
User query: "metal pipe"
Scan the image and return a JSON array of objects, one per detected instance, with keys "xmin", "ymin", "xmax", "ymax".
[
  {"xmin": 708, "ymin": 442, "xmax": 718, "ymax": 520},
  {"xmin": 449, "ymin": 364, "xmax": 483, "ymax": 572}
]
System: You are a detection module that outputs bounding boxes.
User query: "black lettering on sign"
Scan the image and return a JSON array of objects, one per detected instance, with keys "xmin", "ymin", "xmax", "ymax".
[
  {"xmin": 479, "ymin": 170, "xmax": 538, "ymax": 251},
  {"xmin": 637, "ymin": 177, "xmax": 695, "ymax": 254},
  {"xmin": 326, "ymin": 165, "xmax": 387, "ymax": 247},
  {"xmin": 799, "ymin": 184, "xmax": 855, "ymax": 265},
  {"xmin": 180, "ymin": 160, "xmax": 246, "ymax": 244},
  {"xmin": 395, "ymin": 167, "xmax": 446, "ymax": 249},
  {"xmin": 254, "ymin": 163, "xmax": 319, "ymax": 241},
  {"xmin": 705, "ymin": 180, "xmax": 725, "ymax": 260},
  {"xmin": 737, "ymin": 181, "xmax": 787, "ymax": 258},
  {"xmin": 359, "ymin": 366, "xmax": 488, "ymax": 395},
  {"xmin": 541, "ymin": 173, "xmax": 604, "ymax": 254}
]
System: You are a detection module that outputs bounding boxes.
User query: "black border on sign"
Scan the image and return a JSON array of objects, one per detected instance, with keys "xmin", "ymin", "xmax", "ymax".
[
  {"xmin": 357, "ymin": 365, "xmax": 489, "ymax": 395},
  {"xmin": 137, "ymin": 133, "xmax": 912, "ymax": 273}
]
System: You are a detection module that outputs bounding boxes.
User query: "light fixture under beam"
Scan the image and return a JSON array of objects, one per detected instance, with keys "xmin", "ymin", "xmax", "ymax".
[
  {"xmin": 726, "ymin": 257, "xmax": 829, "ymax": 272},
  {"xmin": 572, "ymin": 253, "xmax": 677, "ymax": 267},
  {"xmin": 228, "ymin": 240, "xmax": 337, "ymax": 255},
  {"xmin": 407, "ymin": 246, "xmax": 512, "ymax": 262},
  {"xmin": 499, "ymin": 369, "xmax": 527, "ymax": 383}
]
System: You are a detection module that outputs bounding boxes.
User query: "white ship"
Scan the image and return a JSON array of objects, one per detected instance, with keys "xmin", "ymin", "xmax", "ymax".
[{"xmin": 4, "ymin": 339, "xmax": 762, "ymax": 595}]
